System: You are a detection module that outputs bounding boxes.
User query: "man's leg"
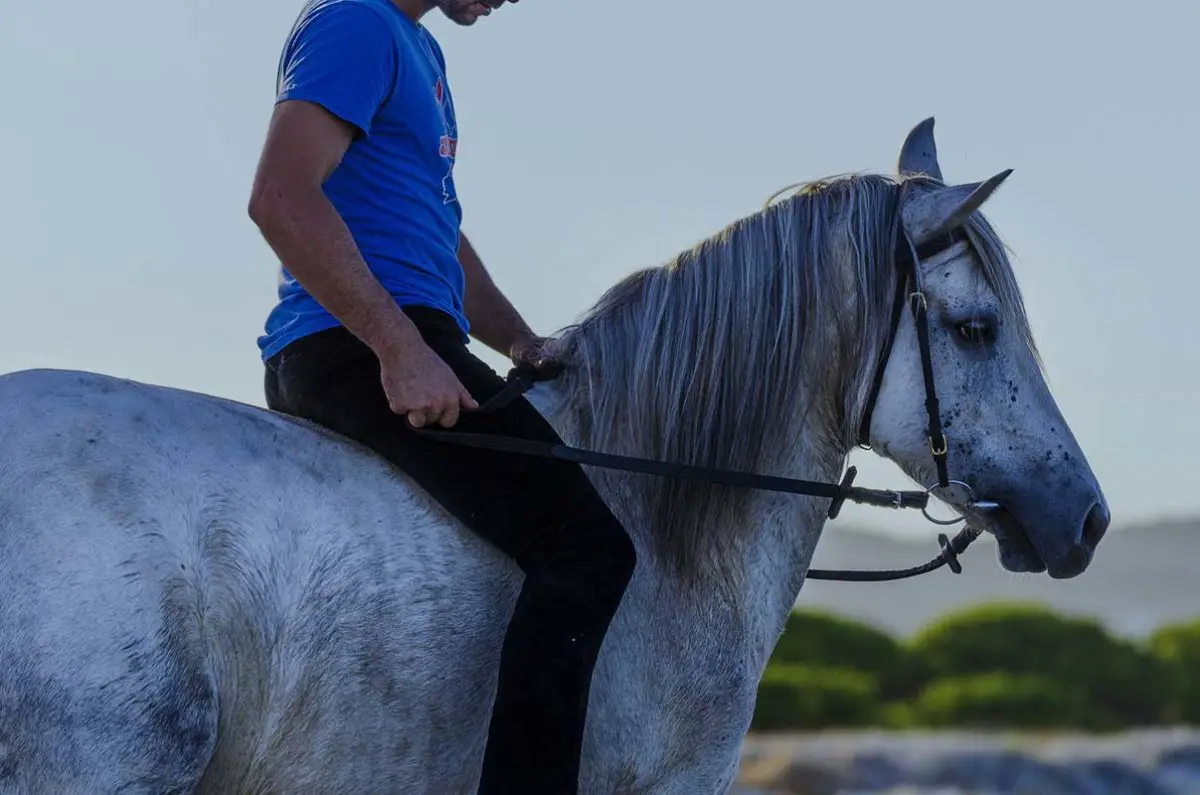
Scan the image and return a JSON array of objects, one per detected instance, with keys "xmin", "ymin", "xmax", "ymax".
[{"xmin": 264, "ymin": 309, "xmax": 637, "ymax": 794}]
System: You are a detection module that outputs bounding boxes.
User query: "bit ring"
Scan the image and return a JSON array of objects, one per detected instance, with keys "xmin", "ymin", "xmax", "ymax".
[{"xmin": 921, "ymin": 479, "xmax": 978, "ymax": 526}]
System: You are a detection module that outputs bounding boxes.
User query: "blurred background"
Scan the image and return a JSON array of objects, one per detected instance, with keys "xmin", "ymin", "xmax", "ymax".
[{"xmin": 3, "ymin": 0, "xmax": 1197, "ymax": 792}]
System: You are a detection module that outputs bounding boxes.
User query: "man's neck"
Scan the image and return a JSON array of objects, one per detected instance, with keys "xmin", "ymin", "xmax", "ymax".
[{"xmin": 391, "ymin": 0, "xmax": 435, "ymax": 22}]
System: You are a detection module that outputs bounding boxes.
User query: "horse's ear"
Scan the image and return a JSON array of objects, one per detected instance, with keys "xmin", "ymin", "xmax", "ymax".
[
  {"xmin": 901, "ymin": 170, "xmax": 1013, "ymax": 246},
  {"xmin": 898, "ymin": 117, "xmax": 944, "ymax": 182}
]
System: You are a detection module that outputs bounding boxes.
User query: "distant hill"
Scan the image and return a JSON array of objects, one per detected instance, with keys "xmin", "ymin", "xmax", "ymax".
[{"xmin": 796, "ymin": 516, "xmax": 1199, "ymax": 639}]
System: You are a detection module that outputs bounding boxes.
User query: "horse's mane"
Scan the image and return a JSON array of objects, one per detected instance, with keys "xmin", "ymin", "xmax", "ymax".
[{"xmin": 550, "ymin": 173, "xmax": 1034, "ymax": 580}]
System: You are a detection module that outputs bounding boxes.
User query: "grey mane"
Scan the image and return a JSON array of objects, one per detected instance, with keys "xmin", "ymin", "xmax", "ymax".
[{"xmin": 548, "ymin": 172, "xmax": 1034, "ymax": 581}]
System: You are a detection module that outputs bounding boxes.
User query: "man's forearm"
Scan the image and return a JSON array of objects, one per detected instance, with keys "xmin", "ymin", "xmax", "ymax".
[
  {"xmin": 458, "ymin": 232, "xmax": 536, "ymax": 356},
  {"xmin": 250, "ymin": 185, "xmax": 423, "ymax": 359}
]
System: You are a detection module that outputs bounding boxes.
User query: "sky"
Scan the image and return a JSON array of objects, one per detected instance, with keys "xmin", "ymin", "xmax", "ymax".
[{"xmin": 1, "ymin": 0, "xmax": 1196, "ymax": 538}]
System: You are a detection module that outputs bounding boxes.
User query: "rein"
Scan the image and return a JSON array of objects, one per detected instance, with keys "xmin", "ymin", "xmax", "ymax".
[{"xmin": 411, "ymin": 205, "xmax": 996, "ymax": 583}]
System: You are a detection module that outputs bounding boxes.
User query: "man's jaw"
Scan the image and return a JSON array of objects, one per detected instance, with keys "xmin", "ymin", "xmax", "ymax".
[{"xmin": 440, "ymin": 0, "xmax": 495, "ymax": 25}]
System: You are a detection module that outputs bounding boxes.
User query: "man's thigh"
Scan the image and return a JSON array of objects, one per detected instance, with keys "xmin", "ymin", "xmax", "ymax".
[{"xmin": 267, "ymin": 323, "xmax": 610, "ymax": 567}]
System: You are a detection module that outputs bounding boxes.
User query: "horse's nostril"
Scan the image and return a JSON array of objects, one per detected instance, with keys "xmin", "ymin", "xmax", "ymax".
[{"xmin": 1081, "ymin": 500, "xmax": 1110, "ymax": 549}]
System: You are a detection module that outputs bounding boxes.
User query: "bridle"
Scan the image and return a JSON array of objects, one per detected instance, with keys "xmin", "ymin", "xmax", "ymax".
[{"xmin": 411, "ymin": 201, "xmax": 998, "ymax": 582}]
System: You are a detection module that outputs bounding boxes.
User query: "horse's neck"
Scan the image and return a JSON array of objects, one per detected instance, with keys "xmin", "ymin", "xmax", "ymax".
[{"xmin": 526, "ymin": 379, "xmax": 844, "ymax": 665}]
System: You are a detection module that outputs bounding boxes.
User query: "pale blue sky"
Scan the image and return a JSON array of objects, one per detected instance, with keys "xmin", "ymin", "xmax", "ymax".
[{"xmin": 2, "ymin": 1, "xmax": 1196, "ymax": 537}]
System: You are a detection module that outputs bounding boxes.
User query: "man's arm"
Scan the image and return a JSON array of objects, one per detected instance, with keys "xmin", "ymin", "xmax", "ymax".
[
  {"xmin": 249, "ymin": 99, "xmax": 475, "ymax": 427},
  {"xmin": 459, "ymin": 232, "xmax": 541, "ymax": 360},
  {"xmin": 248, "ymin": 101, "xmax": 425, "ymax": 361}
]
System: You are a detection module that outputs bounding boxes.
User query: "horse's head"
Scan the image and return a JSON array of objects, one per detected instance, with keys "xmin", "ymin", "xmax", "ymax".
[{"xmin": 864, "ymin": 118, "xmax": 1109, "ymax": 579}]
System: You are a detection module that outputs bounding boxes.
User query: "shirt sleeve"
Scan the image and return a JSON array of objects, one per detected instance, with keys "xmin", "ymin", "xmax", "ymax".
[{"xmin": 276, "ymin": 2, "xmax": 398, "ymax": 137}]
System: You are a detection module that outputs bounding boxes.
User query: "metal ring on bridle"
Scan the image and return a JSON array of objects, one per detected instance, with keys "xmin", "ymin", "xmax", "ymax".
[{"xmin": 921, "ymin": 479, "xmax": 977, "ymax": 526}]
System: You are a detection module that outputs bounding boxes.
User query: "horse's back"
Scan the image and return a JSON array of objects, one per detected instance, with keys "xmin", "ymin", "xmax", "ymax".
[{"xmin": 0, "ymin": 368, "xmax": 521, "ymax": 792}]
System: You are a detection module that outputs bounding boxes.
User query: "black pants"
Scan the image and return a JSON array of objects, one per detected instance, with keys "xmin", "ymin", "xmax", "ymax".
[{"xmin": 263, "ymin": 306, "xmax": 636, "ymax": 795}]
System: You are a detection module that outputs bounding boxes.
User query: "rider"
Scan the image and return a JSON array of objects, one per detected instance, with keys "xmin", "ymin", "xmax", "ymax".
[{"xmin": 248, "ymin": 0, "xmax": 638, "ymax": 792}]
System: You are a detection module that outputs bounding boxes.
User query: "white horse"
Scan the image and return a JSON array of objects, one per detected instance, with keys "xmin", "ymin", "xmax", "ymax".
[{"xmin": 0, "ymin": 118, "xmax": 1108, "ymax": 794}]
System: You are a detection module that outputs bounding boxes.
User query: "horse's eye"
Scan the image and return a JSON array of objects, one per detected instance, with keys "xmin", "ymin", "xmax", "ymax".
[{"xmin": 956, "ymin": 319, "xmax": 994, "ymax": 345}]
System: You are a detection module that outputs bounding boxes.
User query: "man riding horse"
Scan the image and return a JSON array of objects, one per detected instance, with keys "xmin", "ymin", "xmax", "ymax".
[{"xmin": 248, "ymin": 1, "xmax": 631, "ymax": 793}]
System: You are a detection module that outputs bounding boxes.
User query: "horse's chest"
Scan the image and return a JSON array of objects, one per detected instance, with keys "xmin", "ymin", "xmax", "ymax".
[{"xmin": 582, "ymin": 646, "xmax": 757, "ymax": 794}]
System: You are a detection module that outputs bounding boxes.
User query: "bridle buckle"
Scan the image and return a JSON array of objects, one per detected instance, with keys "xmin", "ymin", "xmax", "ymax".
[{"xmin": 929, "ymin": 432, "xmax": 948, "ymax": 457}]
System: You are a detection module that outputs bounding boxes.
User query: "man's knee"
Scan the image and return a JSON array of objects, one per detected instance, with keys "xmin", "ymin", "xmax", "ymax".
[
  {"xmin": 599, "ymin": 523, "xmax": 637, "ymax": 591},
  {"xmin": 585, "ymin": 520, "xmax": 637, "ymax": 597},
  {"xmin": 529, "ymin": 516, "xmax": 636, "ymax": 615}
]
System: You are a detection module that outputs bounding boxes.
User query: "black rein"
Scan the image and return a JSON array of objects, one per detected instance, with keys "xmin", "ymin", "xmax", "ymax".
[{"xmin": 410, "ymin": 213, "xmax": 983, "ymax": 583}]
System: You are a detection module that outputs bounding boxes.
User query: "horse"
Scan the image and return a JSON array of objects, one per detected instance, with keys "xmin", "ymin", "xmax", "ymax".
[{"xmin": 0, "ymin": 118, "xmax": 1109, "ymax": 794}]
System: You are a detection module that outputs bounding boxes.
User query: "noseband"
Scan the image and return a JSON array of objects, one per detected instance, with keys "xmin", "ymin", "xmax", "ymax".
[{"xmin": 411, "ymin": 205, "xmax": 996, "ymax": 583}]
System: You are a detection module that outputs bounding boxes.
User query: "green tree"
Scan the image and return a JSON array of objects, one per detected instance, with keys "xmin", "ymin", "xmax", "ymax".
[
  {"xmin": 769, "ymin": 609, "xmax": 923, "ymax": 699},
  {"xmin": 909, "ymin": 602, "xmax": 1175, "ymax": 729},
  {"xmin": 751, "ymin": 664, "xmax": 879, "ymax": 730},
  {"xmin": 1148, "ymin": 619, "xmax": 1200, "ymax": 724},
  {"xmin": 911, "ymin": 672, "xmax": 1094, "ymax": 729}
]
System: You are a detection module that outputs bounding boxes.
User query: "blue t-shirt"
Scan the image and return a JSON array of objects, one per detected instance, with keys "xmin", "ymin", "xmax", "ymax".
[{"xmin": 257, "ymin": 0, "xmax": 468, "ymax": 361}]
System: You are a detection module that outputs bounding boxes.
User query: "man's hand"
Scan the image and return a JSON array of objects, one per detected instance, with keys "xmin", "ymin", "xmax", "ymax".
[
  {"xmin": 509, "ymin": 333, "xmax": 562, "ymax": 376},
  {"xmin": 378, "ymin": 338, "xmax": 478, "ymax": 429}
]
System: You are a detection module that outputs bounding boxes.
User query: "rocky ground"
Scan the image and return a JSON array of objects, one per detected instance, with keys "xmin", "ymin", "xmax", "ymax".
[{"xmin": 731, "ymin": 728, "xmax": 1200, "ymax": 794}]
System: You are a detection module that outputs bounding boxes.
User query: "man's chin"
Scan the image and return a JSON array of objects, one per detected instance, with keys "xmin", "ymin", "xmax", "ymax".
[{"xmin": 442, "ymin": 2, "xmax": 490, "ymax": 25}]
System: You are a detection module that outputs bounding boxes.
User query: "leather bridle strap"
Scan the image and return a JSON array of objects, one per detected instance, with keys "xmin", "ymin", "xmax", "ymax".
[
  {"xmin": 856, "ymin": 222, "xmax": 964, "ymax": 491},
  {"xmin": 905, "ymin": 228, "xmax": 953, "ymax": 489}
]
